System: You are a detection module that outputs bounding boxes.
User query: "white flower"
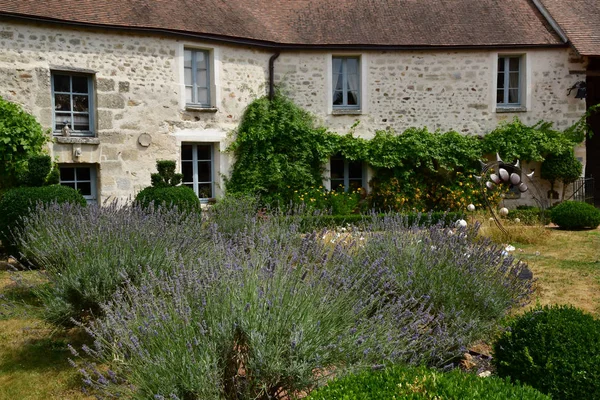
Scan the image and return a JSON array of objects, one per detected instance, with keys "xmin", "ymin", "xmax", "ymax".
[
  {"xmin": 467, "ymin": 204, "xmax": 476, "ymax": 212},
  {"xmin": 478, "ymin": 371, "xmax": 492, "ymax": 378},
  {"xmin": 455, "ymin": 219, "xmax": 467, "ymax": 228},
  {"xmin": 505, "ymin": 245, "xmax": 516, "ymax": 252}
]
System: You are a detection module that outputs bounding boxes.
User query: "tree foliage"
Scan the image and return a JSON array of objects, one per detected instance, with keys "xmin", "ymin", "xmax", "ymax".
[{"xmin": 0, "ymin": 96, "xmax": 48, "ymax": 189}]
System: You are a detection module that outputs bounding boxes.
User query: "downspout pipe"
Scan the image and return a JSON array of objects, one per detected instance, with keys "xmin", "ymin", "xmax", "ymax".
[{"xmin": 269, "ymin": 51, "xmax": 280, "ymax": 100}]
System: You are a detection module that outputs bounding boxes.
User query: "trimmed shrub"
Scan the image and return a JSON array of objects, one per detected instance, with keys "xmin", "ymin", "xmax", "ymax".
[
  {"xmin": 16, "ymin": 201, "xmax": 209, "ymax": 326},
  {"xmin": 295, "ymin": 211, "xmax": 466, "ymax": 232},
  {"xmin": 493, "ymin": 305, "xmax": 600, "ymax": 400},
  {"xmin": 306, "ymin": 365, "xmax": 550, "ymax": 400},
  {"xmin": 135, "ymin": 186, "xmax": 200, "ymax": 213},
  {"xmin": 550, "ymin": 201, "xmax": 600, "ymax": 229},
  {"xmin": 150, "ymin": 160, "xmax": 183, "ymax": 188},
  {"xmin": 506, "ymin": 207, "xmax": 547, "ymax": 225},
  {"xmin": 136, "ymin": 160, "xmax": 200, "ymax": 213},
  {"xmin": 0, "ymin": 185, "xmax": 86, "ymax": 254}
]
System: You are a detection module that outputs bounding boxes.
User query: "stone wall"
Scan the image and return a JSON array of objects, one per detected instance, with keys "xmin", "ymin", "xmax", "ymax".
[
  {"xmin": 0, "ymin": 19, "xmax": 589, "ymax": 205},
  {"xmin": 277, "ymin": 49, "xmax": 587, "ymax": 137}
]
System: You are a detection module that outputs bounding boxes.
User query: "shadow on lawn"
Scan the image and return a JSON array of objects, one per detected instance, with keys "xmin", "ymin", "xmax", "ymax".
[{"xmin": 0, "ymin": 326, "xmax": 90, "ymax": 373}]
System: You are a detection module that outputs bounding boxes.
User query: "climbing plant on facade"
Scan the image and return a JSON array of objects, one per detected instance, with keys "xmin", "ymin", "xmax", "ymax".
[{"xmin": 226, "ymin": 95, "xmax": 588, "ymax": 212}]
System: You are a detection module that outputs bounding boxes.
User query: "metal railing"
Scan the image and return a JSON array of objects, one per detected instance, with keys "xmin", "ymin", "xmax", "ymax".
[{"xmin": 569, "ymin": 177, "xmax": 595, "ymax": 204}]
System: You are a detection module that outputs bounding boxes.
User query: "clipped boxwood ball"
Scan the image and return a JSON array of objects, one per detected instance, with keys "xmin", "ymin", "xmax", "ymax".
[
  {"xmin": 307, "ymin": 365, "xmax": 549, "ymax": 400},
  {"xmin": 550, "ymin": 201, "xmax": 600, "ymax": 229},
  {"xmin": 493, "ymin": 305, "xmax": 600, "ymax": 400},
  {"xmin": 0, "ymin": 185, "xmax": 86, "ymax": 254},
  {"xmin": 135, "ymin": 186, "xmax": 200, "ymax": 213}
]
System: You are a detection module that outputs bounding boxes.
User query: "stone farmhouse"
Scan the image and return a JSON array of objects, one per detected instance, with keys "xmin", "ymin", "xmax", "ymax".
[{"xmin": 0, "ymin": 0, "xmax": 599, "ymax": 204}]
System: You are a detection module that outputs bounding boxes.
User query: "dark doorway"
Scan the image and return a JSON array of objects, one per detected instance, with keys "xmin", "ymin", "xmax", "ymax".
[{"xmin": 586, "ymin": 58, "xmax": 600, "ymax": 206}]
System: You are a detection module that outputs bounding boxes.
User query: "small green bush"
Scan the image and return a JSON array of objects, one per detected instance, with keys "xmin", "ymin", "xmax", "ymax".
[
  {"xmin": 550, "ymin": 201, "xmax": 600, "ymax": 229},
  {"xmin": 306, "ymin": 365, "xmax": 550, "ymax": 399},
  {"xmin": 493, "ymin": 305, "xmax": 600, "ymax": 400},
  {"xmin": 0, "ymin": 185, "xmax": 86, "ymax": 254},
  {"xmin": 150, "ymin": 160, "xmax": 183, "ymax": 188},
  {"xmin": 136, "ymin": 160, "xmax": 200, "ymax": 213},
  {"xmin": 295, "ymin": 211, "xmax": 466, "ymax": 232},
  {"xmin": 506, "ymin": 207, "xmax": 546, "ymax": 225},
  {"xmin": 135, "ymin": 186, "xmax": 200, "ymax": 213}
]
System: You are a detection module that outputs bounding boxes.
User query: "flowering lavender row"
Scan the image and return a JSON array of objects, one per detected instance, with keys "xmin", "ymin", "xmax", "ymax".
[
  {"xmin": 16, "ymin": 201, "xmax": 210, "ymax": 326},
  {"xmin": 53, "ymin": 202, "xmax": 533, "ymax": 399}
]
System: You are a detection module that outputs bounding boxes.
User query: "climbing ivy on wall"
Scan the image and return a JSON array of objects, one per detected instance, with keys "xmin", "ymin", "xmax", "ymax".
[{"xmin": 226, "ymin": 94, "xmax": 588, "ymax": 211}]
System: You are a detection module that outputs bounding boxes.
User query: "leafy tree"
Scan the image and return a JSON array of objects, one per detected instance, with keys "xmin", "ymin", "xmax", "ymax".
[
  {"xmin": 541, "ymin": 151, "xmax": 583, "ymax": 200},
  {"xmin": 0, "ymin": 96, "xmax": 49, "ymax": 189}
]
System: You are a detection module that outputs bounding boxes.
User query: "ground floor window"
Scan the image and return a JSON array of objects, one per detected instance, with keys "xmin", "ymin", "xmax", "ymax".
[
  {"xmin": 330, "ymin": 155, "xmax": 365, "ymax": 192},
  {"xmin": 59, "ymin": 165, "xmax": 97, "ymax": 202},
  {"xmin": 181, "ymin": 143, "xmax": 214, "ymax": 200}
]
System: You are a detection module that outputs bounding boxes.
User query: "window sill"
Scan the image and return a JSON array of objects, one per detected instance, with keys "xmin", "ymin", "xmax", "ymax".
[
  {"xmin": 185, "ymin": 105, "xmax": 218, "ymax": 113},
  {"xmin": 54, "ymin": 136, "xmax": 100, "ymax": 145},
  {"xmin": 496, "ymin": 106, "xmax": 527, "ymax": 113},
  {"xmin": 331, "ymin": 109, "xmax": 362, "ymax": 116}
]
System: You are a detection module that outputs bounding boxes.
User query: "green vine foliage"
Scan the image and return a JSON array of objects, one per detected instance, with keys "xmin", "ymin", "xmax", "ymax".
[
  {"xmin": 481, "ymin": 118, "xmax": 577, "ymax": 162},
  {"xmin": 226, "ymin": 95, "xmax": 337, "ymax": 205},
  {"xmin": 226, "ymin": 95, "xmax": 588, "ymax": 212},
  {"xmin": 0, "ymin": 96, "xmax": 49, "ymax": 190}
]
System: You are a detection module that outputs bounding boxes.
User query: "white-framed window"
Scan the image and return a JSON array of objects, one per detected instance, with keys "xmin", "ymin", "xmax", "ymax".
[
  {"xmin": 52, "ymin": 72, "xmax": 94, "ymax": 136},
  {"xmin": 184, "ymin": 49, "xmax": 211, "ymax": 107},
  {"xmin": 181, "ymin": 143, "xmax": 214, "ymax": 200},
  {"xmin": 496, "ymin": 56, "xmax": 522, "ymax": 107},
  {"xmin": 330, "ymin": 155, "xmax": 365, "ymax": 192},
  {"xmin": 332, "ymin": 56, "xmax": 360, "ymax": 110},
  {"xmin": 59, "ymin": 165, "xmax": 98, "ymax": 202}
]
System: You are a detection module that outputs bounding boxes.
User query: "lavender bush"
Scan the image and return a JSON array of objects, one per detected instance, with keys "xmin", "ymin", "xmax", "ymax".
[
  {"xmin": 18, "ymin": 197, "xmax": 533, "ymax": 398},
  {"xmin": 73, "ymin": 228, "xmax": 472, "ymax": 400},
  {"xmin": 15, "ymin": 201, "xmax": 209, "ymax": 326},
  {"xmin": 359, "ymin": 214, "xmax": 533, "ymax": 331}
]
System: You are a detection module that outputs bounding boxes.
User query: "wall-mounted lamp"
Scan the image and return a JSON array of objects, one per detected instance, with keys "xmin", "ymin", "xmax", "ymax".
[{"xmin": 567, "ymin": 81, "xmax": 586, "ymax": 99}]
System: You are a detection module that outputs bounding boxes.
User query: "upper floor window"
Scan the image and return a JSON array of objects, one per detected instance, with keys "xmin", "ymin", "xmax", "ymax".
[
  {"xmin": 52, "ymin": 73, "xmax": 94, "ymax": 136},
  {"xmin": 332, "ymin": 56, "xmax": 360, "ymax": 109},
  {"xmin": 181, "ymin": 143, "xmax": 214, "ymax": 200},
  {"xmin": 59, "ymin": 165, "xmax": 97, "ymax": 202},
  {"xmin": 330, "ymin": 155, "xmax": 365, "ymax": 192},
  {"xmin": 497, "ymin": 56, "xmax": 522, "ymax": 107},
  {"xmin": 184, "ymin": 49, "xmax": 211, "ymax": 107}
]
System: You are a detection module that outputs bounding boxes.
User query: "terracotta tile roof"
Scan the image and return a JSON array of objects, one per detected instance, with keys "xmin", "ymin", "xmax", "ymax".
[
  {"xmin": 538, "ymin": 0, "xmax": 600, "ymax": 56},
  {"xmin": 0, "ymin": 0, "xmax": 564, "ymax": 48}
]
